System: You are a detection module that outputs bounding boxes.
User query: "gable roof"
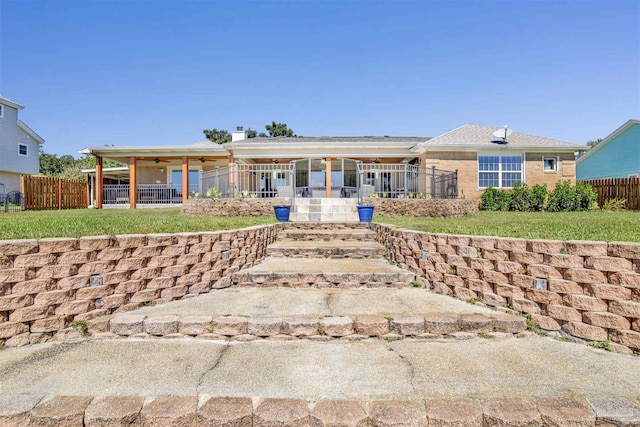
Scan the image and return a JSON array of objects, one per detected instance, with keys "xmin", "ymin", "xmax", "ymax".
[
  {"xmin": 414, "ymin": 123, "xmax": 586, "ymax": 153},
  {"xmin": 17, "ymin": 120, "xmax": 45, "ymax": 144},
  {"xmin": 576, "ymin": 119, "xmax": 640, "ymax": 165},
  {"xmin": 0, "ymin": 95, "xmax": 24, "ymax": 110}
]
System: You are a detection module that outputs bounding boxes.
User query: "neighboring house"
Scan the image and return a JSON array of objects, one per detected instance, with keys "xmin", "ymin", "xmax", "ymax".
[
  {"xmin": 0, "ymin": 95, "xmax": 45, "ymax": 193},
  {"xmin": 576, "ymin": 119, "xmax": 640, "ymax": 180},
  {"xmin": 80, "ymin": 124, "xmax": 585, "ymax": 208}
]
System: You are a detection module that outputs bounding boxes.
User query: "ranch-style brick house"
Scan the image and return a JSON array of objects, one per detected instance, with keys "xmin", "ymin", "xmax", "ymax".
[{"xmin": 80, "ymin": 124, "xmax": 586, "ymax": 208}]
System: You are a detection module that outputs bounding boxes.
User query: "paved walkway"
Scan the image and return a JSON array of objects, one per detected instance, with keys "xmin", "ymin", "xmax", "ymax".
[{"xmin": 1, "ymin": 335, "xmax": 639, "ymax": 400}]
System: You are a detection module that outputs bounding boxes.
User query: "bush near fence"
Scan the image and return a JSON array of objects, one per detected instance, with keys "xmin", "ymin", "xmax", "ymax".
[
  {"xmin": 581, "ymin": 177, "xmax": 640, "ymax": 211},
  {"xmin": 21, "ymin": 176, "xmax": 88, "ymax": 210}
]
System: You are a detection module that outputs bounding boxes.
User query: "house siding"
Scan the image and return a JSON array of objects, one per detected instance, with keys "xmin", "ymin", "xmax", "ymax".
[
  {"xmin": 0, "ymin": 103, "xmax": 40, "ymax": 177},
  {"xmin": 421, "ymin": 151, "xmax": 577, "ymax": 201},
  {"xmin": 0, "ymin": 171, "xmax": 22, "ymax": 193},
  {"xmin": 577, "ymin": 123, "xmax": 640, "ymax": 180}
]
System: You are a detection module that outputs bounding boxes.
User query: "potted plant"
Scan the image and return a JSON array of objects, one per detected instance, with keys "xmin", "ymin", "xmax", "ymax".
[
  {"xmin": 356, "ymin": 198, "xmax": 375, "ymax": 222},
  {"xmin": 273, "ymin": 205, "xmax": 291, "ymax": 222}
]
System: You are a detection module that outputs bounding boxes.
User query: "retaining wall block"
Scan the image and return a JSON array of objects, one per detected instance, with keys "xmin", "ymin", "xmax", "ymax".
[
  {"xmin": 425, "ymin": 398, "xmax": 482, "ymax": 426},
  {"xmin": 198, "ymin": 396, "xmax": 253, "ymax": 427},
  {"xmin": 368, "ymin": 400, "xmax": 427, "ymax": 427}
]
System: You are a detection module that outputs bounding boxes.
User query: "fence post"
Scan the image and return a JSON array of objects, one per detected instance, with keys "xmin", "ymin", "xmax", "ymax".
[
  {"xmin": 57, "ymin": 178, "xmax": 62, "ymax": 210},
  {"xmin": 430, "ymin": 166, "xmax": 436, "ymax": 199}
]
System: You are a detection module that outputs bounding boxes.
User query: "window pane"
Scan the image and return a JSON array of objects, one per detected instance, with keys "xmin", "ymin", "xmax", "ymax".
[
  {"xmin": 479, "ymin": 156, "xmax": 499, "ymax": 171},
  {"xmin": 19, "ymin": 144, "xmax": 27, "ymax": 156},
  {"xmin": 501, "ymin": 156, "xmax": 522, "ymax": 171},
  {"xmin": 543, "ymin": 158, "xmax": 556, "ymax": 171},
  {"xmin": 502, "ymin": 172, "xmax": 522, "ymax": 188},
  {"xmin": 479, "ymin": 172, "xmax": 499, "ymax": 188}
]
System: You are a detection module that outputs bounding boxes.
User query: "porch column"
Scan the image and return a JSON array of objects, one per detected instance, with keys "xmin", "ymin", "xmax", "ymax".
[
  {"xmin": 325, "ymin": 157, "xmax": 332, "ymax": 198},
  {"xmin": 96, "ymin": 156, "xmax": 103, "ymax": 209},
  {"xmin": 182, "ymin": 156, "xmax": 189, "ymax": 201},
  {"xmin": 228, "ymin": 150, "xmax": 236, "ymax": 193},
  {"xmin": 129, "ymin": 156, "xmax": 137, "ymax": 208}
]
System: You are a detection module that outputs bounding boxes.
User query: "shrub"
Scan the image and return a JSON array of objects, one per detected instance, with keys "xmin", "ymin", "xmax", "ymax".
[
  {"xmin": 480, "ymin": 187, "xmax": 511, "ymax": 211},
  {"xmin": 602, "ymin": 198, "xmax": 626, "ymax": 211},
  {"xmin": 574, "ymin": 182, "xmax": 597, "ymax": 211},
  {"xmin": 547, "ymin": 181, "xmax": 597, "ymax": 212},
  {"xmin": 529, "ymin": 184, "xmax": 548, "ymax": 211},
  {"xmin": 547, "ymin": 181, "xmax": 576, "ymax": 212},
  {"xmin": 510, "ymin": 182, "xmax": 532, "ymax": 212}
]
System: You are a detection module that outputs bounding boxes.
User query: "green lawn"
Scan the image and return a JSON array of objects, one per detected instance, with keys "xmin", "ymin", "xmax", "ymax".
[
  {"xmin": 0, "ymin": 208, "xmax": 276, "ymax": 240},
  {"xmin": 377, "ymin": 211, "xmax": 640, "ymax": 242},
  {"xmin": 1, "ymin": 208, "xmax": 639, "ymax": 242}
]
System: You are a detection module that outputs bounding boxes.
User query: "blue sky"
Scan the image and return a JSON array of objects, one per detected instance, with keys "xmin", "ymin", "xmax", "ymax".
[{"xmin": 1, "ymin": 0, "xmax": 638, "ymax": 156}]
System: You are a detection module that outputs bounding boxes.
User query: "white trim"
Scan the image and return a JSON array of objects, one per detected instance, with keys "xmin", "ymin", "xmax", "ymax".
[
  {"xmin": 0, "ymin": 96, "xmax": 24, "ymax": 110},
  {"xmin": 542, "ymin": 156, "xmax": 558, "ymax": 173},
  {"xmin": 18, "ymin": 143, "xmax": 28, "ymax": 157},
  {"xmin": 477, "ymin": 152, "xmax": 524, "ymax": 189},
  {"xmin": 17, "ymin": 121, "xmax": 45, "ymax": 144}
]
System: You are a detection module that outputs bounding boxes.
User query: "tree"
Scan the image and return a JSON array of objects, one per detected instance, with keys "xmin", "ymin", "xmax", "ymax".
[
  {"xmin": 203, "ymin": 128, "xmax": 231, "ymax": 144},
  {"xmin": 586, "ymin": 138, "xmax": 603, "ymax": 148},
  {"xmin": 265, "ymin": 121, "xmax": 296, "ymax": 137}
]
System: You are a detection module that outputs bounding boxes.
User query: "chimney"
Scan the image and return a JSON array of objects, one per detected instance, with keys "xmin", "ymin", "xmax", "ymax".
[{"xmin": 231, "ymin": 125, "xmax": 247, "ymax": 142}]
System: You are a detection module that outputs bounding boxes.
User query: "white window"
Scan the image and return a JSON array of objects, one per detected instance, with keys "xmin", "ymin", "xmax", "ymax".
[
  {"xmin": 0, "ymin": 105, "xmax": 3, "ymax": 117},
  {"xmin": 18, "ymin": 144, "xmax": 28, "ymax": 156},
  {"xmin": 543, "ymin": 157, "xmax": 557, "ymax": 172},
  {"xmin": 478, "ymin": 154, "xmax": 523, "ymax": 188}
]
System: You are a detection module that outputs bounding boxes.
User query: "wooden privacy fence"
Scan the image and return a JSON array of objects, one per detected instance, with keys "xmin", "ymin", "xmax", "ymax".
[
  {"xmin": 581, "ymin": 177, "xmax": 640, "ymax": 210},
  {"xmin": 21, "ymin": 175, "xmax": 88, "ymax": 210}
]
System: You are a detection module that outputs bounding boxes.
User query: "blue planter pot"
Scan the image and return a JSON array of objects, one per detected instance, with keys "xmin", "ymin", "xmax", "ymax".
[
  {"xmin": 273, "ymin": 205, "xmax": 291, "ymax": 222},
  {"xmin": 357, "ymin": 205, "xmax": 374, "ymax": 222}
]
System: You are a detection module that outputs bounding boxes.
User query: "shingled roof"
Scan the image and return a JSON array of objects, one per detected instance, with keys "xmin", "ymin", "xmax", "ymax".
[{"xmin": 418, "ymin": 124, "xmax": 586, "ymax": 152}]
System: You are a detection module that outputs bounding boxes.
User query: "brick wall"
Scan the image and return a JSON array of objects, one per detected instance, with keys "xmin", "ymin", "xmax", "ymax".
[
  {"xmin": 0, "ymin": 224, "xmax": 280, "ymax": 347},
  {"xmin": 374, "ymin": 224, "xmax": 640, "ymax": 354},
  {"xmin": 420, "ymin": 151, "xmax": 577, "ymax": 201}
]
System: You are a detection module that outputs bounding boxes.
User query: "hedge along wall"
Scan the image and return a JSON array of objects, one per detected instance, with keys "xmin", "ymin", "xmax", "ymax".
[
  {"xmin": 373, "ymin": 224, "xmax": 640, "ymax": 354},
  {"xmin": 0, "ymin": 224, "xmax": 280, "ymax": 347}
]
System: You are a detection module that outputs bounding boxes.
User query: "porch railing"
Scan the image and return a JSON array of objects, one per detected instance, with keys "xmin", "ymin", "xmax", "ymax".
[
  {"xmin": 200, "ymin": 164, "xmax": 457, "ymax": 200},
  {"xmin": 103, "ymin": 184, "xmax": 198, "ymax": 205}
]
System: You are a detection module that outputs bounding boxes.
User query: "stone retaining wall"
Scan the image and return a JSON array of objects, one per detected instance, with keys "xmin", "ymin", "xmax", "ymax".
[
  {"xmin": 373, "ymin": 224, "xmax": 640, "ymax": 354},
  {"xmin": 181, "ymin": 198, "xmax": 291, "ymax": 216},
  {"xmin": 363, "ymin": 198, "xmax": 479, "ymax": 217},
  {"xmin": 0, "ymin": 225, "xmax": 280, "ymax": 347},
  {"xmin": 2, "ymin": 394, "xmax": 638, "ymax": 425}
]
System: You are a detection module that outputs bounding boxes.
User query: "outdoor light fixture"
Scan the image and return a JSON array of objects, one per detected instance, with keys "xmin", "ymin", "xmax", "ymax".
[{"xmin": 159, "ymin": 168, "xmax": 164, "ymax": 173}]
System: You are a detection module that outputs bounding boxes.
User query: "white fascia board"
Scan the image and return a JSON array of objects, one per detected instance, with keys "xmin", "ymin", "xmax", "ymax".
[
  {"xmin": 82, "ymin": 145, "xmax": 229, "ymax": 157},
  {"xmin": 576, "ymin": 119, "xmax": 640, "ymax": 165},
  {"xmin": 230, "ymin": 142, "xmax": 416, "ymax": 159},
  {"xmin": 423, "ymin": 145, "xmax": 585, "ymax": 153},
  {"xmin": 81, "ymin": 166, "xmax": 129, "ymax": 173},
  {"xmin": 17, "ymin": 121, "xmax": 45, "ymax": 144},
  {"xmin": 0, "ymin": 97, "xmax": 24, "ymax": 110}
]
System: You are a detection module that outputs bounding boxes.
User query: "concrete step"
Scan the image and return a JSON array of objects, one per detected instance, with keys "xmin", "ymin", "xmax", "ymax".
[
  {"xmin": 231, "ymin": 257, "xmax": 415, "ymax": 288},
  {"xmin": 101, "ymin": 311, "xmax": 527, "ymax": 339},
  {"xmin": 289, "ymin": 212, "xmax": 360, "ymax": 222},
  {"xmin": 281, "ymin": 228, "xmax": 377, "ymax": 241},
  {"xmin": 284, "ymin": 222, "xmax": 371, "ymax": 230},
  {"xmin": 266, "ymin": 240, "xmax": 386, "ymax": 259},
  {"xmin": 3, "ymin": 339, "xmax": 640, "ymax": 426}
]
